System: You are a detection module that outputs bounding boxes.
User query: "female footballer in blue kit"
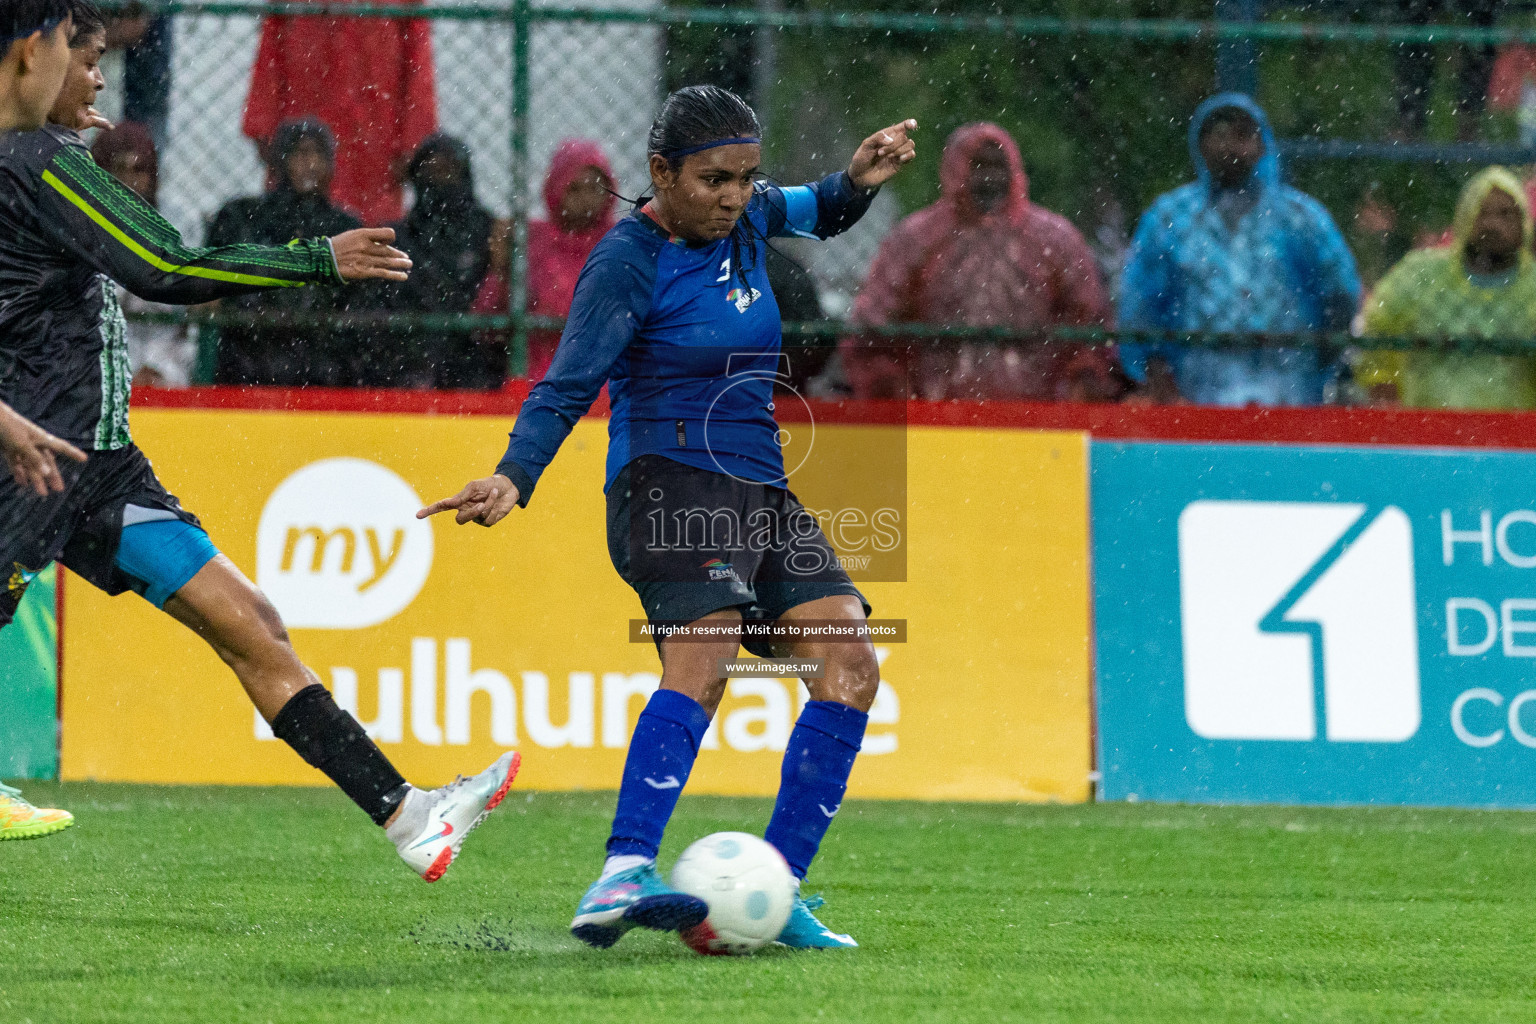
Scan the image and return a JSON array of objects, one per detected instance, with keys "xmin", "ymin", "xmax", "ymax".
[{"xmin": 421, "ymin": 85, "xmax": 917, "ymax": 949}]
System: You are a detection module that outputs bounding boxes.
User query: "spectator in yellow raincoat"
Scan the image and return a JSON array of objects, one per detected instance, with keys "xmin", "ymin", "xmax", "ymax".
[{"xmin": 1357, "ymin": 167, "xmax": 1536, "ymax": 409}]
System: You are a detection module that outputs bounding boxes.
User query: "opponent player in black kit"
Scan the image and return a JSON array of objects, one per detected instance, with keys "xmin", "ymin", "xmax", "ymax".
[
  {"xmin": 0, "ymin": 0, "xmax": 88, "ymax": 842},
  {"xmin": 0, "ymin": 0, "xmax": 518, "ymax": 868},
  {"xmin": 0, "ymin": 0, "xmax": 82, "ymax": 501}
]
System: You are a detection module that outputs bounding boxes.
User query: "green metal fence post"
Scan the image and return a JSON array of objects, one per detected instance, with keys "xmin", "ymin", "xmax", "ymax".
[{"xmin": 510, "ymin": 0, "xmax": 532, "ymax": 379}]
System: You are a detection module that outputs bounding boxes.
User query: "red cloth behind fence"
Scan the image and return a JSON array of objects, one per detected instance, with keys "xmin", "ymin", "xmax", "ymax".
[{"xmin": 243, "ymin": 0, "xmax": 438, "ymax": 224}]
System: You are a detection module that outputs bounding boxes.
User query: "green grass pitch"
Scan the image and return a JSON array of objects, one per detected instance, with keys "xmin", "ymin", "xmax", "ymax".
[{"xmin": 3, "ymin": 782, "xmax": 1536, "ymax": 1023}]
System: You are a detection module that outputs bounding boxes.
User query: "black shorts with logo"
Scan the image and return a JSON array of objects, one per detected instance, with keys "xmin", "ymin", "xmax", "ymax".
[
  {"xmin": 0, "ymin": 445, "xmax": 200, "ymax": 626},
  {"xmin": 607, "ymin": 454, "xmax": 868, "ymax": 657}
]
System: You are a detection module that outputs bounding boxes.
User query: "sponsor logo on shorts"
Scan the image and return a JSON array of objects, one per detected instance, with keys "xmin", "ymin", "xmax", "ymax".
[{"xmin": 702, "ymin": 558, "xmax": 740, "ymax": 582}]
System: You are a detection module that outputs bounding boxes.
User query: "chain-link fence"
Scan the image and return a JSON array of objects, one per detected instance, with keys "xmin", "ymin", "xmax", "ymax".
[{"xmin": 91, "ymin": 1, "xmax": 1536, "ymax": 401}]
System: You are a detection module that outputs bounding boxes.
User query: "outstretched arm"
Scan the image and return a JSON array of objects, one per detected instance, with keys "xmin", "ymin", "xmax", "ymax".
[
  {"xmin": 847, "ymin": 119, "xmax": 918, "ymax": 191},
  {"xmin": 38, "ymin": 145, "xmax": 410, "ymax": 304},
  {"xmin": 767, "ymin": 119, "xmax": 918, "ymax": 240},
  {"xmin": 418, "ymin": 252, "xmax": 654, "ymax": 527}
]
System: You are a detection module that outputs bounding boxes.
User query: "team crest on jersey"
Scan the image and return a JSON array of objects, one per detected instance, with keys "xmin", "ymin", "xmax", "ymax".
[
  {"xmin": 726, "ymin": 287, "xmax": 761, "ymax": 313},
  {"xmin": 7, "ymin": 562, "xmax": 39, "ymax": 597}
]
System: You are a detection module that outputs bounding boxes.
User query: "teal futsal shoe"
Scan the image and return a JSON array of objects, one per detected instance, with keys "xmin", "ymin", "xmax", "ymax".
[
  {"xmin": 777, "ymin": 890, "xmax": 858, "ymax": 949},
  {"xmin": 570, "ymin": 863, "xmax": 709, "ymax": 949}
]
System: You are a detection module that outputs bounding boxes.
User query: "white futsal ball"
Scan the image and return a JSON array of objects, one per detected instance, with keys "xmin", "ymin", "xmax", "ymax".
[{"xmin": 670, "ymin": 832, "xmax": 796, "ymax": 955}]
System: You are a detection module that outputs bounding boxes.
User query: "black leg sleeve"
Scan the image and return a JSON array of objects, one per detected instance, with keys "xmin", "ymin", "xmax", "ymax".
[{"xmin": 270, "ymin": 684, "xmax": 409, "ymax": 826}]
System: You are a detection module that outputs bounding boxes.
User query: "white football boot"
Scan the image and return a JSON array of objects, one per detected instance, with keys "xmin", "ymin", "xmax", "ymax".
[{"xmin": 388, "ymin": 751, "xmax": 520, "ymax": 881}]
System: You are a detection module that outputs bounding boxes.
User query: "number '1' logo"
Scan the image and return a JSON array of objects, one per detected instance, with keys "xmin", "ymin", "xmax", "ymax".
[{"xmin": 1178, "ymin": 500, "xmax": 1420, "ymax": 743}]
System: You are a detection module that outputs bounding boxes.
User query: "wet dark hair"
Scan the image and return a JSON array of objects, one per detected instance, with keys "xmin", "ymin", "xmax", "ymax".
[
  {"xmin": 1, "ymin": 0, "xmax": 70, "ymax": 52},
  {"xmin": 1198, "ymin": 105, "xmax": 1260, "ymax": 142},
  {"xmin": 641, "ymin": 85, "xmax": 776, "ymax": 292},
  {"xmin": 647, "ymin": 84, "xmax": 762, "ymax": 170},
  {"xmin": 64, "ymin": 0, "xmax": 103, "ymax": 46}
]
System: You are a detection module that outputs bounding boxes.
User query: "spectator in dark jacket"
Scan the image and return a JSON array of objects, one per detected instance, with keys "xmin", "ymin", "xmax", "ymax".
[
  {"xmin": 208, "ymin": 117, "xmax": 363, "ymax": 386},
  {"xmin": 1394, "ymin": 0, "xmax": 1499, "ymax": 141},
  {"xmin": 373, "ymin": 134, "xmax": 492, "ymax": 388}
]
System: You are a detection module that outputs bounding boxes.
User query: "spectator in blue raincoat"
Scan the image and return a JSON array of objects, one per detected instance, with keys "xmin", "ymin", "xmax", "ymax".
[{"xmin": 1118, "ymin": 93, "xmax": 1361, "ymax": 406}]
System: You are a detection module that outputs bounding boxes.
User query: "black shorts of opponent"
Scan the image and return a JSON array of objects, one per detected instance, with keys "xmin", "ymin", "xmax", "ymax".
[
  {"xmin": 0, "ymin": 445, "xmax": 201, "ymax": 626},
  {"xmin": 607, "ymin": 454, "xmax": 869, "ymax": 658}
]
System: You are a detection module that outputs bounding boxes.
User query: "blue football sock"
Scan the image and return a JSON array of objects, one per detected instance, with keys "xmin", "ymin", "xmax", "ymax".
[
  {"xmin": 606, "ymin": 689, "xmax": 711, "ymax": 860},
  {"xmin": 765, "ymin": 700, "xmax": 869, "ymax": 880}
]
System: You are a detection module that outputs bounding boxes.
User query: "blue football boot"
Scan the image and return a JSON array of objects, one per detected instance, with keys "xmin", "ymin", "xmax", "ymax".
[
  {"xmin": 776, "ymin": 889, "xmax": 858, "ymax": 949},
  {"xmin": 570, "ymin": 863, "xmax": 709, "ymax": 949}
]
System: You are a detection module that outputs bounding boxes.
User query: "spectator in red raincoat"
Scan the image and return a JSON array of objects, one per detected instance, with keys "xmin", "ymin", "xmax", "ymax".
[
  {"xmin": 242, "ymin": 0, "xmax": 437, "ymax": 224},
  {"xmin": 473, "ymin": 138, "xmax": 617, "ymax": 383},
  {"xmin": 841, "ymin": 122, "xmax": 1120, "ymax": 401}
]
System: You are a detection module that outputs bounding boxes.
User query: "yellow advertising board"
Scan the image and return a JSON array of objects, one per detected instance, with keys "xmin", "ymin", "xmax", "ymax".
[{"xmin": 62, "ymin": 408, "xmax": 1092, "ymax": 802}]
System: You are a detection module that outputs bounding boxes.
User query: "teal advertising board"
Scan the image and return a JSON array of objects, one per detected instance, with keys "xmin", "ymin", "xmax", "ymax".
[
  {"xmin": 0, "ymin": 564, "xmax": 58, "ymax": 779},
  {"xmin": 1094, "ymin": 440, "xmax": 1536, "ymax": 807}
]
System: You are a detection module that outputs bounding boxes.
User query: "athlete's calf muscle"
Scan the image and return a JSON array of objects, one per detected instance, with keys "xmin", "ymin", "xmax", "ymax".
[{"xmin": 164, "ymin": 555, "xmax": 312, "ymax": 720}]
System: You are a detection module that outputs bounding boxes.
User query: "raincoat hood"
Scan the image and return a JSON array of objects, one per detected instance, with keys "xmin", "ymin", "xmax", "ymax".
[
  {"xmin": 541, "ymin": 137, "xmax": 616, "ymax": 231},
  {"xmin": 405, "ymin": 133, "xmax": 479, "ymax": 222},
  {"xmin": 1188, "ymin": 92, "xmax": 1280, "ymax": 193},
  {"xmin": 407, "ymin": 133, "xmax": 475, "ymax": 192},
  {"xmin": 493, "ymin": 138, "xmax": 619, "ymax": 350},
  {"xmin": 270, "ymin": 117, "xmax": 337, "ymax": 192},
  {"xmin": 1452, "ymin": 165, "xmax": 1533, "ymax": 262},
  {"xmin": 938, "ymin": 121, "xmax": 1030, "ymax": 222}
]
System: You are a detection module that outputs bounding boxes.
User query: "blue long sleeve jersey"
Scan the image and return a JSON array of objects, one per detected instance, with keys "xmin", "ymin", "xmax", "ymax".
[{"xmin": 496, "ymin": 171, "xmax": 873, "ymax": 504}]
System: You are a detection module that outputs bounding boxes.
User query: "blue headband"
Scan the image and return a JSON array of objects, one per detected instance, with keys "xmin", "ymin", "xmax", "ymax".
[{"xmin": 660, "ymin": 136, "xmax": 762, "ymax": 160}]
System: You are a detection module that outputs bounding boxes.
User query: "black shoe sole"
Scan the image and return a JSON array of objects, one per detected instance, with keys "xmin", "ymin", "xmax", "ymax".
[
  {"xmin": 624, "ymin": 893, "xmax": 709, "ymax": 933},
  {"xmin": 571, "ymin": 922, "xmax": 625, "ymax": 949}
]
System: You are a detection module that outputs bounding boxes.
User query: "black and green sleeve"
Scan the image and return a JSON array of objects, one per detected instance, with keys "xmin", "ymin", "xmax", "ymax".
[{"xmin": 38, "ymin": 145, "xmax": 345, "ymax": 304}]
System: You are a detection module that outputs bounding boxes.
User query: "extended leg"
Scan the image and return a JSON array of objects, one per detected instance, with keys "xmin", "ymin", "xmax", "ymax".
[
  {"xmin": 570, "ymin": 609, "xmax": 740, "ymax": 948},
  {"xmin": 765, "ymin": 594, "xmax": 879, "ymax": 949},
  {"xmin": 608, "ymin": 608, "xmax": 737, "ymax": 858},
  {"xmin": 163, "ymin": 554, "xmax": 410, "ymax": 824},
  {"xmin": 0, "ymin": 553, "xmax": 74, "ymax": 841},
  {"xmin": 157, "ymin": 551, "xmax": 517, "ymax": 880}
]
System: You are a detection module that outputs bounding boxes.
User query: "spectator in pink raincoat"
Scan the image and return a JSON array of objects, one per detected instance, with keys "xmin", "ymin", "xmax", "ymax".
[
  {"xmin": 841, "ymin": 121, "xmax": 1120, "ymax": 401},
  {"xmin": 473, "ymin": 138, "xmax": 617, "ymax": 383}
]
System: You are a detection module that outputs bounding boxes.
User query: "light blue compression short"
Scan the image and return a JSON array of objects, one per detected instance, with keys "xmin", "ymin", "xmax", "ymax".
[{"xmin": 114, "ymin": 518, "xmax": 221, "ymax": 609}]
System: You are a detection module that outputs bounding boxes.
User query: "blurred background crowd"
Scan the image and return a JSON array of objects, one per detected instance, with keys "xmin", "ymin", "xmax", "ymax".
[{"xmin": 81, "ymin": 0, "xmax": 1536, "ymax": 410}]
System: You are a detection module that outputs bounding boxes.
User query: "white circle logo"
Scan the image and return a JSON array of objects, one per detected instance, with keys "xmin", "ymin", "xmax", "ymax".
[{"xmin": 255, "ymin": 458, "xmax": 433, "ymax": 629}]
